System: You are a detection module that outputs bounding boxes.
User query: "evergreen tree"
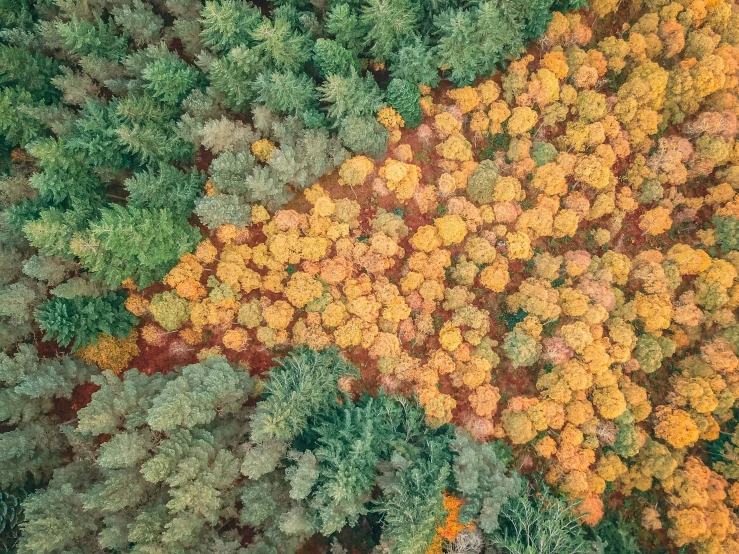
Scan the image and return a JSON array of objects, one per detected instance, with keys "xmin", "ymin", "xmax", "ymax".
[
  {"xmin": 200, "ymin": 0, "xmax": 263, "ymax": 53},
  {"xmin": 142, "ymin": 56, "xmax": 201, "ymax": 106},
  {"xmin": 389, "ymin": 37, "xmax": 440, "ymax": 87},
  {"xmin": 194, "ymin": 194, "xmax": 253, "ymax": 229},
  {"xmin": 434, "ymin": 1, "xmax": 525, "ymax": 86},
  {"xmin": 360, "ymin": 0, "xmax": 420, "ymax": 62},
  {"xmin": 318, "ymin": 70, "xmax": 385, "ymax": 125},
  {"xmin": 385, "ymin": 77, "xmax": 422, "ymax": 128},
  {"xmin": 124, "ymin": 165, "xmax": 205, "ymax": 218},
  {"xmin": 0, "ymin": 344, "xmax": 96, "ymax": 489},
  {"xmin": 312, "ymin": 38, "xmax": 358, "ymax": 78},
  {"xmin": 70, "ymin": 205, "xmax": 201, "ymax": 287},
  {"xmin": 35, "ymin": 291, "xmax": 138, "ymax": 350},
  {"xmin": 324, "ymin": 3, "xmax": 366, "ymax": 55},
  {"xmin": 65, "ymin": 99, "xmax": 130, "ymax": 170},
  {"xmin": 254, "ymin": 70, "xmax": 319, "ymax": 116}
]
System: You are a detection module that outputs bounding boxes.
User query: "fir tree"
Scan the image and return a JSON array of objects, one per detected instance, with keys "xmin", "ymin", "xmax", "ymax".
[
  {"xmin": 360, "ymin": 0, "xmax": 420, "ymax": 62},
  {"xmin": 200, "ymin": 0, "xmax": 263, "ymax": 53},
  {"xmin": 324, "ymin": 3, "xmax": 366, "ymax": 55},
  {"xmin": 312, "ymin": 38, "xmax": 358, "ymax": 78},
  {"xmin": 142, "ymin": 56, "xmax": 201, "ymax": 106},
  {"xmin": 385, "ymin": 77, "xmax": 422, "ymax": 128},
  {"xmin": 35, "ymin": 291, "xmax": 138, "ymax": 351},
  {"xmin": 53, "ymin": 15, "xmax": 129, "ymax": 61},
  {"xmin": 124, "ymin": 165, "xmax": 205, "ymax": 218},
  {"xmin": 389, "ymin": 37, "xmax": 440, "ymax": 87},
  {"xmin": 70, "ymin": 205, "xmax": 201, "ymax": 287},
  {"xmin": 254, "ymin": 70, "xmax": 319, "ymax": 116},
  {"xmin": 194, "ymin": 194, "xmax": 253, "ymax": 229},
  {"xmin": 111, "ymin": 0, "xmax": 164, "ymax": 47},
  {"xmin": 319, "ymin": 70, "xmax": 385, "ymax": 124}
]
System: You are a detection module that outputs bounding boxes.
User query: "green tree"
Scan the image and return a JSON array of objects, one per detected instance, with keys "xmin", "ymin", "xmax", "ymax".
[
  {"xmin": 70, "ymin": 205, "xmax": 201, "ymax": 287},
  {"xmin": 385, "ymin": 77, "xmax": 422, "ymax": 128},
  {"xmin": 124, "ymin": 165, "xmax": 205, "ymax": 218},
  {"xmin": 360, "ymin": 0, "xmax": 420, "ymax": 62},
  {"xmin": 200, "ymin": 0, "xmax": 263, "ymax": 53},
  {"xmin": 312, "ymin": 38, "xmax": 358, "ymax": 78},
  {"xmin": 35, "ymin": 291, "xmax": 138, "ymax": 350},
  {"xmin": 389, "ymin": 37, "xmax": 440, "ymax": 87}
]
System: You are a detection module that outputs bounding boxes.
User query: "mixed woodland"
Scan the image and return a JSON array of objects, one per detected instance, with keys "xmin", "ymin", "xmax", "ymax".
[{"xmin": 3, "ymin": 0, "xmax": 739, "ymax": 552}]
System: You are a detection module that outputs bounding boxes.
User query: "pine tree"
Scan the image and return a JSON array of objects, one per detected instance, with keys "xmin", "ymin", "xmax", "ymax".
[
  {"xmin": 254, "ymin": 70, "xmax": 319, "ymax": 116},
  {"xmin": 250, "ymin": 15, "xmax": 312, "ymax": 72},
  {"xmin": 434, "ymin": 1, "xmax": 525, "ymax": 86},
  {"xmin": 201, "ymin": 0, "xmax": 264, "ymax": 53},
  {"xmin": 450, "ymin": 431, "xmax": 523, "ymax": 534},
  {"xmin": 324, "ymin": 3, "xmax": 366, "ymax": 55},
  {"xmin": 53, "ymin": 15, "xmax": 129, "ymax": 61},
  {"xmin": 35, "ymin": 291, "xmax": 138, "ymax": 350},
  {"xmin": 318, "ymin": 70, "xmax": 385, "ymax": 124},
  {"xmin": 111, "ymin": 0, "xmax": 164, "ymax": 48},
  {"xmin": 385, "ymin": 77, "xmax": 422, "ymax": 128},
  {"xmin": 194, "ymin": 194, "xmax": 253, "ymax": 229},
  {"xmin": 0, "ymin": 344, "xmax": 96, "ymax": 490},
  {"xmin": 124, "ymin": 165, "xmax": 205, "ymax": 218},
  {"xmin": 65, "ymin": 99, "xmax": 131, "ymax": 170},
  {"xmin": 142, "ymin": 56, "xmax": 201, "ymax": 106},
  {"xmin": 25, "ymin": 137, "xmax": 103, "ymax": 206},
  {"xmin": 359, "ymin": 0, "xmax": 420, "ymax": 62},
  {"xmin": 70, "ymin": 205, "xmax": 201, "ymax": 287},
  {"xmin": 312, "ymin": 38, "xmax": 358, "ymax": 78},
  {"xmin": 389, "ymin": 37, "xmax": 440, "ymax": 87}
]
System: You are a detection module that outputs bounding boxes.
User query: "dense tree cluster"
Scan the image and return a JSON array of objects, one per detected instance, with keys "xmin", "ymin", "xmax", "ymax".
[
  {"xmin": 7, "ymin": 0, "xmax": 739, "ymax": 552},
  {"xmin": 9, "ymin": 347, "xmax": 599, "ymax": 554}
]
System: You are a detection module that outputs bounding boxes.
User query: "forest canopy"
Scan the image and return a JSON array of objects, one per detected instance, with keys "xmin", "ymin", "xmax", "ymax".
[{"xmin": 4, "ymin": 0, "xmax": 739, "ymax": 553}]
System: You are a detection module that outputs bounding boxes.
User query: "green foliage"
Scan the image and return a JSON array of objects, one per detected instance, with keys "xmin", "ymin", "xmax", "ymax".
[
  {"xmin": 451, "ymin": 431, "xmax": 523, "ymax": 534},
  {"xmin": 492, "ymin": 492, "xmax": 600, "ymax": 553},
  {"xmin": 255, "ymin": 71, "xmax": 318, "ymax": 116},
  {"xmin": 434, "ymin": 1, "xmax": 525, "ymax": 86},
  {"xmin": 111, "ymin": 0, "xmax": 164, "ymax": 47},
  {"xmin": 54, "ymin": 15, "xmax": 129, "ymax": 61},
  {"xmin": 1, "ymin": 487, "xmax": 29, "ymax": 552},
  {"xmin": 502, "ymin": 330, "xmax": 542, "ymax": 367},
  {"xmin": 634, "ymin": 334, "xmax": 674, "ymax": 374},
  {"xmin": 142, "ymin": 56, "xmax": 201, "ymax": 106},
  {"xmin": 713, "ymin": 216, "xmax": 739, "ymax": 251},
  {"xmin": 532, "ymin": 141, "xmax": 558, "ymax": 166},
  {"xmin": 389, "ymin": 37, "xmax": 440, "ymax": 87},
  {"xmin": 147, "ymin": 356, "xmax": 255, "ymax": 431},
  {"xmin": 312, "ymin": 38, "xmax": 358, "ymax": 78},
  {"xmin": 35, "ymin": 291, "xmax": 137, "ymax": 350},
  {"xmin": 0, "ymin": 344, "xmax": 96, "ymax": 491},
  {"xmin": 71, "ymin": 205, "xmax": 201, "ymax": 288},
  {"xmin": 373, "ymin": 440, "xmax": 451, "ymax": 554},
  {"xmin": 195, "ymin": 194, "xmax": 253, "ymax": 229},
  {"xmin": 467, "ymin": 159, "xmax": 500, "ymax": 204},
  {"xmin": 319, "ymin": 70, "xmax": 385, "ymax": 125},
  {"xmin": 360, "ymin": 0, "xmax": 419, "ymax": 62},
  {"xmin": 26, "ymin": 137, "xmax": 102, "ymax": 206},
  {"xmin": 148, "ymin": 290, "xmax": 191, "ymax": 332},
  {"xmin": 124, "ymin": 165, "xmax": 205, "ymax": 218},
  {"xmin": 201, "ymin": 0, "xmax": 263, "ymax": 53},
  {"xmin": 249, "ymin": 346, "xmax": 358, "ymax": 443},
  {"xmin": 385, "ymin": 78, "xmax": 421, "ymax": 128},
  {"xmin": 592, "ymin": 512, "xmax": 642, "ymax": 554},
  {"xmin": 338, "ymin": 115, "xmax": 389, "ymax": 158}
]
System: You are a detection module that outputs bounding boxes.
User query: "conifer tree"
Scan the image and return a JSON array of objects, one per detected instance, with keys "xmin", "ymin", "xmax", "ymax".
[
  {"xmin": 35, "ymin": 291, "xmax": 138, "ymax": 351},
  {"xmin": 70, "ymin": 205, "xmax": 201, "ymax": 287}
]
